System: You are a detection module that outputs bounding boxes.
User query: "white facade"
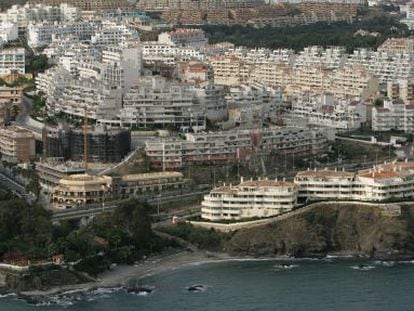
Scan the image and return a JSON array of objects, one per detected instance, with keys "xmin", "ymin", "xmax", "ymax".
[
  {"xmin": 0, "ymin": 48, "xmax": 25, "ymax": 74},
  {"xmin": 372, "ymin": 100, "xmax": 414, "ymax": 133},
  {"xmin": 1, "ymin": 3, "xmax": 80, "ymax": 33},
  {"xmin": 121, "ymin": 76, "xmax": 206, "ymax": 131},
  {"xmin": 202, "ymin": 178, "xmax": 298, "ymax": 221},
  {"xmin": 0, "ymin": 22, "xmax": 18, "ymax": 43},
  {"xmin": 287, "ymin": 93, "xmax": 367, "ymax": 131},
  {"xmin": 295, "ymin": 161, "xmax": 414, "ymax": 202},
  {"xmin": 158, "ymin": 29, "xmax": 208, "ymax": 47}
]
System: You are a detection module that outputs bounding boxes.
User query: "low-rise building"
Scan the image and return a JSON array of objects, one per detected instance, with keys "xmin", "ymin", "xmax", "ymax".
[
  {"xmin": 51, "ymin": 171, "xmax": 186, "ymax": 209},
  {"xmin": 52, "ymin": 174, "xmax": 112, "ymax": 209},
  {"xmin": 35, "ymin": 158, "xmax": 86, "ymax": 194},
  {"xmin": 201, "ymin": 177, "xmax": 298, "ymax": 221}
]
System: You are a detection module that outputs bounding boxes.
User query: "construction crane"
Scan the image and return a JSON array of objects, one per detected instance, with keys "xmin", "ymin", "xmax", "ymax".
[{"xmin": 84, "ymin": 108, "xmax": 88, "ymax": 170}]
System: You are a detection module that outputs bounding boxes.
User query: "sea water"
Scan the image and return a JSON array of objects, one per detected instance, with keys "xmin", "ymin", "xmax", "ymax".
[{"xmin": 1, "ymin": 259, "xmax": 414, "ymax": 311}]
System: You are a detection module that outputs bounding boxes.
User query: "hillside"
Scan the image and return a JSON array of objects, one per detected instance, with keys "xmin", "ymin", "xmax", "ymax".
[{"xmin": 222, "ymin": 204, "xmax": 414, "ymax": 259}]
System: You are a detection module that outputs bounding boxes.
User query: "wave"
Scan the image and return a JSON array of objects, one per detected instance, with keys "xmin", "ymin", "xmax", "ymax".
[
  {"xmin": 351, "ymin": 265, "xmax": 376, "ymax": 271},
  {"xmin": 273, "ymin": 264, "xmax": 299, "ymax": 270},
  {"xmin": 374, "ymin": 261, "xmax": 395, "ymax": 267},
  {"xmin": 0, "ymin": 293, "xmax": 16, "ymax": 299}
]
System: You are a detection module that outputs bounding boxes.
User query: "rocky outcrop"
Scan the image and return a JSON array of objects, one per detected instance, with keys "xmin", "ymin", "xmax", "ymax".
[{"xmin": 224, "ymin": 204, "xmax": 414, "ymax": 259}]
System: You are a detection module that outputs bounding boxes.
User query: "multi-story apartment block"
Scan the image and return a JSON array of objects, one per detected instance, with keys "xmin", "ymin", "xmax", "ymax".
[
  {"xmin": 192, "ymin": 84, "xmax": 227, "ymax": 121},
  {"xmin": 287, "ymin": 93, "xmax": 367, "ymax": 131},
  {"xmin": 29, "ymin": 0, "xmax": 131, "ymax": 11},
  {"xmin": 201, "ymin": 177, "xmax": 298, "ymax": 220},
  {"xmin": 101, "ymin": 44, "xmax": 142, "ymax": 90},
  {"xmin": 295, "ymin": 161, "xmax": 414, "ymax": 202},
  {"xmin": 44, "ymin": 125, "xmax": 131, "ymax": 163},
  {"xmin": 346, "ymin": 49, "xmax": 414, "ymax": 89},
  {"xmin": 211, "ymin": 55, "xmax": 252, "ymax": 86},
  {"xmin": 0, "ymin": 48, "xmax": 25, "ymax": 75},
  {"xmin": 0, "ymin": 22, "xmax": 18, "ymax": 44},
  {"xmin": 225, "ymin": 82, "xmax": 283, "ymax": 127},
  {"xmin": 387, "ymin": 80, "xmax": 414, "ymax": 105},
  {"xmin": 46, "ymin": 78, "xmax": 122, "ymax": 121},
  {"xmin": 372, "ymin": 100, "xmax": 414, "ymax": 133},
  {"xmin": 27, "ymin": 20, "xmax": 101, "ymax": 48},
  {"xmin": 90, "ymin": 22, "xmax": 139, "ymax": 47},
  {"xmin": 377, "ymin": 38, "xmax": 414, "ymax": 55},
  {"xmin": 51, "ymin": 171, "xmax": 185, "ymax": 209},
  {"xmin": 294, "ymin": 46, "xmax": 347, "ymax": 70},
  {"xmin": 120, "ymin": 76, "xmax": 206, "ymax": 131},
  {"xmin": 330, "ymin": 65, "xmax": 379, "ymax": 100},
  {"xmin": 0, "ymin": 86, "xmax": 23, "ymax": 106},
  {"xmin": 0, "ymin": 125, "xmax": 35, "ymax": 162},
  {"xmin": 145, "ymin": 127, "xmax": 328, "ymax": 170},
  {"xmin": 1, "ymin": 3, "xmax": 81, "ymax": 33},
  {"xmin": 158, "ymin": 29, "xmax": 208, "ymax": 47}
]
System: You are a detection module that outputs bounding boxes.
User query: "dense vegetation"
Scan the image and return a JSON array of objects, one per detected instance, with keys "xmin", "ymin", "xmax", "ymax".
[
  {"xmin": 202, "ymin": 14, "xmax": 409, "ymax": 52},
  {"xmin": 0, "ymin": 196, "xmax": 175, "ymax": 275},
  {"xmin": 159, "ymin": 222, "xmax": 224, "ymax": 251}
]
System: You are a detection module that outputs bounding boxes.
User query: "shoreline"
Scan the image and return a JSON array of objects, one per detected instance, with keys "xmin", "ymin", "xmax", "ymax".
[{"xmin": 16, "ymin": 250, "xmax": 414, "ymax": 300}]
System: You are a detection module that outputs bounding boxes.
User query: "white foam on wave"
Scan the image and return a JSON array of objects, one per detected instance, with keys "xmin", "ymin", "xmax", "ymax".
[
  {"xmin": 351, "ymin": 265, "xmax": 376, "ymax": 271},
  {"xmin": 0, "ymin": 293, "xmax": 16, "ymax": 299},
  {"xmin": 273, "ymin": 264, "xmax": 299, "ymax": 270},
  {"xmin": 374, "ymin": 261, "xmax": 395, "ymax": 267}
]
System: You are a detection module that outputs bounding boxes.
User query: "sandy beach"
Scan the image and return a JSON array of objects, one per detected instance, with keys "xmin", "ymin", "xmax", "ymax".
[{"xmin": 19, "ymin": 250, "xmax": 231, "ymax": 298}]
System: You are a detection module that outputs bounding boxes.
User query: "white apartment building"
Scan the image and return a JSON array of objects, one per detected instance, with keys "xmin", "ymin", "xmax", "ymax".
[
  {"xmin": 330, "ymin": 65, "xmax": 379, "ymax": 100},
  {"xmin": 145, "ymin": 127, "xmax": 328, "ymax": 170},
  {"xmin": 211, "ymin": 55, "xmax": 252, "ymax": 86},
  {"xmin": 225, "ymin": 82, "xmax": 283, "ymax": 127},
  {"xmin": 192, "ymin": 84, "xmax": 227, "ymax": 121},
  {"xmin": 287, "ymin": 93, "xmax": 367, "ymax": 131},
  {"xmin": 224, "ymin": 47, "xmax": 294, "ymax": 65},
  {"xmin": 120, "ymin": 76, "xmax": 206, "ymax": 131},
  {"xmin": 1, "ymin": 3, "xmax": 81, "ymax": 33},
  {"xmin": 0, "ymin": 22, "xmax": 18, "ymax": 43},
  {"xmin": 46, "ymin": 79, "xmax": 122, "ymax": 121},
  {"xmin": 346, "ymin": 49, "xmax": 414, "ymax": 89},
  {"xmin": 158, "ymin": 28, "xmax": 208, "ymax": 47},
  {"xmin": 142, "ymin": 42, "xmax": 176, "ymax": 65},
  {"xmin": 102, "ymin": 44, "xmax": 142, "ymax": 91},
  {"xmin": 201, "ymin": 177, "xmax": 298, "ymax": 220},
  {"xmin": 0, "ymin": 125, "xmax": 35, "ymax": 162},
  {"xmin": 372, "ymin": 100, "xmax": 414, "ymax": 133},
  {"xmin": 91, "ymin": 22, "xmax": 139, "ymax": 47},
  {"xmin": 0, "ymin": 48, "xmax": 25, "ymax": 75},
  {"xmin": 295, "ymin": 161, "xmax": 414, "ymax": 202},
  {"xmin": 387, "ymin": 80, "xmax": 414, "ymax": 105},
  {"xmin": 293, "ymin": 46, "xmax": 347, "ymax": 70},
  {"xmin": 27, "ymin": 20, "xmax": 100, "ymax": 48}
]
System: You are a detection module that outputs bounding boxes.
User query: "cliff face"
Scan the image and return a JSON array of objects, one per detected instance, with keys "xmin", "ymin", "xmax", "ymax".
[{"xmin": 224, "ymin": 204, "xmax": 414, "ymax": 259}]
